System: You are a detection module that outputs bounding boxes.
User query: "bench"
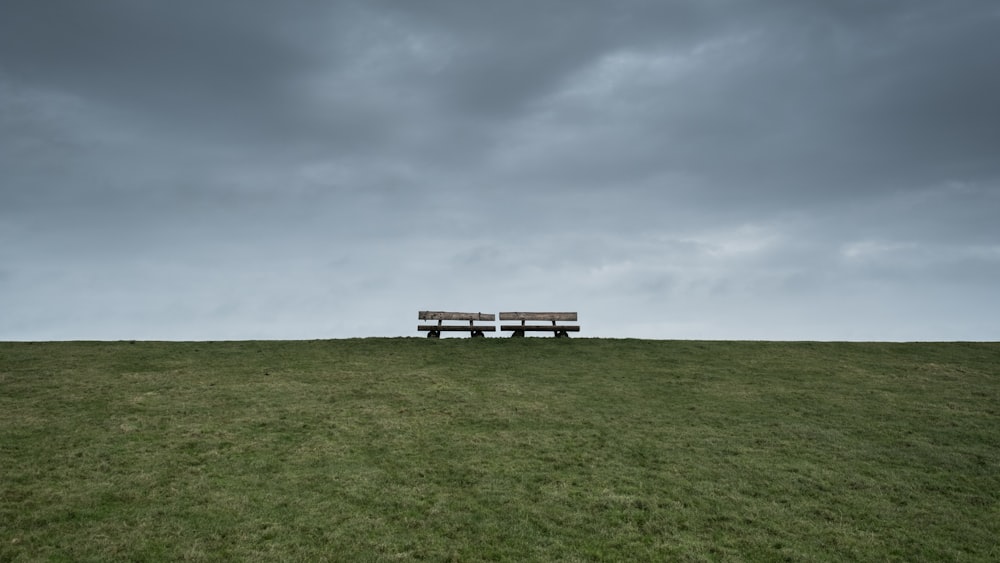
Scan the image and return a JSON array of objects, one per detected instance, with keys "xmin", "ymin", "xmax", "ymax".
[
  {"xmin": 499, "ymin": 312, "xmax": 579, "ymax": 338},
  {"xmin": 418, "ymin": 311, "xmax": 496, "ymax": 338}
]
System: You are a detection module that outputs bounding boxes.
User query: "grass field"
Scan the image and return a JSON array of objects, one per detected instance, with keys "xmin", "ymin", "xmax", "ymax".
[{"xmin": 1, "ymin": 338, "xmax": 998, "ymax": 561}]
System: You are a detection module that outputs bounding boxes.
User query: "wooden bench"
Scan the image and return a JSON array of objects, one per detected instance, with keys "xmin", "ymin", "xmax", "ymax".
[
  {"xmin": 499, "ymin": 312, "xmax": 579, "ymax": 338},
  {"xmin": 418, "ymin": 311, "xmax": 496, "ymax": 338}
]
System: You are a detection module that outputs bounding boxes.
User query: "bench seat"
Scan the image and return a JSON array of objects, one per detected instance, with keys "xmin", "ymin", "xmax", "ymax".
[
  {"xmin": 418, "ymin": 324, "xmax": 499, "ymax": 332},
  {"xmin": 499, "ymin": 324, "xmax": 581, "ymax": 332}
]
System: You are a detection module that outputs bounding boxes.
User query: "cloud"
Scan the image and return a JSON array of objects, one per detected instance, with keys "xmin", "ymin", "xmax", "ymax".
[{"xmin": 1, "ymin": 0, "xmax": 998, "ymax": 340}]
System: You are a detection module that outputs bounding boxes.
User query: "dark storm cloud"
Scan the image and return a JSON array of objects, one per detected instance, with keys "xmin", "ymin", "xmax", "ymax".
[
  {"xmin": 5, "ymin": 0, "xmax": 997, "ymax": 195},
  {"xmin": 484, "ymin": 1, "xmax": 1000, "ymax": 206},
  {"xmin": 0, "ymin": 1, "xmax": 314, "ymax": 126},
  {"xmin": 1, "ymin": 0, "xmax": 998, "ymax": 340}
]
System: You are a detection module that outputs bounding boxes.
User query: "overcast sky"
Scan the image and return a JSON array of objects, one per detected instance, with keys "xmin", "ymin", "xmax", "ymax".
[{"xmin": 2, "ymin": 1, "xmax": 999, "ymax": 341}]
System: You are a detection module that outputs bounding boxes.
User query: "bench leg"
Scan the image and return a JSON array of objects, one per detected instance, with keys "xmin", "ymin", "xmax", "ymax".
[
  {"xmin": 555, "ymin": 330, "xmax": 570, "ymax": 338},
  {"xmin": 510, "ymin": 330, "xmax": 525, "ymax": 338},
  {"xmin": 471, "ymin": 330, "xmax": 485, "ymax": 338},
  {"xmin": 426, "ymin": 331, "xmax": 441, "ymax": 339}
]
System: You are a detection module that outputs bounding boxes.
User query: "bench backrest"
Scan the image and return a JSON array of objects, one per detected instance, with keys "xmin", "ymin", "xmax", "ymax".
[
  {"xmin": 419, "ymin": 311, "xmax": 496, "ymax": 321},
  {"xmin": 499, "ymin": 312, "xmax": 577, "ymax": 322}
]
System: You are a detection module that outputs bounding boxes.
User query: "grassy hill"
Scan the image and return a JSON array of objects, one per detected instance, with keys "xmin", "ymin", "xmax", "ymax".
[{"xmin": 2, "ymin": 338, "xmax": 998, "ymax": 561}]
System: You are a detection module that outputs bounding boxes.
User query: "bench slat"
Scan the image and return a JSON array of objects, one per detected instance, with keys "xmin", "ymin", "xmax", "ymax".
[
  {"xmin": 499, "ymin": 312, "xmax": 577, "ymax": 322},
  {"xmin": 500, "ymin": 325, "xmax": 580, "ymax": 332},
  {"xmin": 419, "ymin": 311, "xmax": 496, "ymax": 321},
  {"xmin": 418, "ymin": 325, "xmax": 497, "ymax": 332}
]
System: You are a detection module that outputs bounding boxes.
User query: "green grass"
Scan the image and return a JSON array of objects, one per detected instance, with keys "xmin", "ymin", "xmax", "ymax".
[{"xmin": 1, "ymin": 338, "xmax": 999, "ymax": 561}]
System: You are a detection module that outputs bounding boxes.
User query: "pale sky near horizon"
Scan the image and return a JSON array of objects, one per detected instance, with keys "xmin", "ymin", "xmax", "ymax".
[{"xmin": 2, "ymin": 1, "xmax": 999, "ymax": 341}]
